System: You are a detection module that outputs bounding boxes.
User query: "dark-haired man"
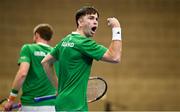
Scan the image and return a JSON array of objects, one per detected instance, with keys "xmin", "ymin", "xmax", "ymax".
[
  {"xmin": 4, "ymin": 24, "xmax": 58, "ymax": 111},
  {"xmin": 42, "ymin": 6, "xmax": 122, "ymax": 111}
]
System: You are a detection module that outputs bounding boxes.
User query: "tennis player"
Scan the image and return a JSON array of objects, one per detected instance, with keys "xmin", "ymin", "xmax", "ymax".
[
  {"xmin": 42, "ymin": 6, "xmax": 122, "ymax": 111},
  {"xmin": 3, "ymin": 24, "xmax": 58, "ymax": 111}
]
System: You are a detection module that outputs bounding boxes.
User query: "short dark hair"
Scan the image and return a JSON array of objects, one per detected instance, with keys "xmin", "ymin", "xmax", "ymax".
[
  {"xmin": 75, "ymin": 6, "xmax": 99, "ymax": 27},
  {"xmin": 33, "ymin": 24, "xmax": 53, "ymax": 41}
]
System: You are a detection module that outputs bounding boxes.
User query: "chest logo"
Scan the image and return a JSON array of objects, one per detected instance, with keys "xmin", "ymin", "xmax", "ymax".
[
  {"xmin": 34, "ymin": 51, "xmax": 46, "ymax": 56},
  {"xmin": 62, "ymin": 42, "xmax": 74, "ymax": 47}
]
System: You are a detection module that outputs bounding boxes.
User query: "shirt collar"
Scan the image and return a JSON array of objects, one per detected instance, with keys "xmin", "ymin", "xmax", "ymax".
[
  {"xmin": 37, "ymin": 42, "xmax": 50, "ymax": 47},
  {"xmin": 72, "ymin": 31, "xmax": 80, "ymax": 35}
]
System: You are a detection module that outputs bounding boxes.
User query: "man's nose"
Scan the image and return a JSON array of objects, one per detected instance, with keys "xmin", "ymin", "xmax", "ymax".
[{"xmin": 94, "ymin": 20, "xmax": 98, "ymax": 25}]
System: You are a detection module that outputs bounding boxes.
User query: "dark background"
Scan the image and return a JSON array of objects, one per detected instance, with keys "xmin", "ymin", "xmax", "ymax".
[{"xmin": 0, "ymin": 0, "xmax": 180, "ymax": 111}]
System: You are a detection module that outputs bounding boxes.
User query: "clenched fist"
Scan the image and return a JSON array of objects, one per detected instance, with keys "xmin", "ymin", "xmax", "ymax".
[{"xmin": 107, "ymin": 17, "xmax": 120, "ymax": 28}]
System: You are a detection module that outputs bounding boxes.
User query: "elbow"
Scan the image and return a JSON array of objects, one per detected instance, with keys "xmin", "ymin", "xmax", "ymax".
[
  {"xmin": 112, "ymin": 53, "xmax": 122, "ymax": 63},
  {"xmin": 103, "ymin": 51, "xmax": 122, "ymax": 63},
  {"xmin": 112, "ymin": 59, "xmax": 120, "ymax": 63},
  {"xmin": 41, "ymin": 60, "xmax": 45, "ymax": 65},
  {"xmin": 18, "ymin": 71, "xmax": 27, "ymax": 79},
  {"xmin": 111, "ymin": 56, "xmax": 121, "ymax": 63},
  {"xmin": 21, "ymin": 73, "xmax": 27, "ymax": 79},
  {"xmin": 41, "ymin": 60, "xmax": 49, "ymax": 67}
]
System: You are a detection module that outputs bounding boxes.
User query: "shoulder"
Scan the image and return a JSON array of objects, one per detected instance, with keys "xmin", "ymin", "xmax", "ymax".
[
  {"xmin": 21, "ymin": 43, "xmax": 36, "ymax": 48},
  {"xmin": 20, "ymin": 43, "xmax": 37, "ymax": 52},
  {"xmin": 71, "ymin": 34, "xmax": 95, "ymax": 44},
  {"xmin": 21, "ymin": 44, "xmax": 30, "ymax": 49},
  {"xmin": 77, "ymin": 37, "xmax": 96, "ymax": 46}
]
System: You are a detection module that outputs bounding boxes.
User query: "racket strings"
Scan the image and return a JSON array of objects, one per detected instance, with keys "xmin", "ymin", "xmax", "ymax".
[{"xmin": 87, "ymin": 78, "xmax": 106, "ymax": 102}]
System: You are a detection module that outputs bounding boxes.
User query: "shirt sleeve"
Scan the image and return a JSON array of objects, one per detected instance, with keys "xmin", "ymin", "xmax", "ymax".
[
  {"xmin": 50, "ymin": 43, "xmax": 60, "ymax": 60},
  {"xmin": 18, "ymin": 44, "xmax": 31, "ymax": 64},
  {"xmin": 77, "ymin": 38, "xmax": 108, "ymax": 61}
]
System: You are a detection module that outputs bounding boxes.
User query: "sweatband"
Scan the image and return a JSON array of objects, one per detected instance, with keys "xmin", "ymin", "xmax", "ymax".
[
  {"xmin": 10, "ymin": 92, "xmax": 18, "ymax": 97},
  {"xmin": 112, "ymin": 27, "xmax": 121, "ymax": 40},
  {"xmin": 11, "ymin": 89, "xmax": 18, "ymax": 94},
  {"xmin": 8, "ymin": 89, "xmax": 18, "ymax": 102}
]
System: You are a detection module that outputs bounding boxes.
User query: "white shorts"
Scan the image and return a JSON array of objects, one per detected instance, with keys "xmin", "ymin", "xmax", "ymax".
[{"xmin": 20, "ymin": 105, "xmax": 56, "ymax": 112}]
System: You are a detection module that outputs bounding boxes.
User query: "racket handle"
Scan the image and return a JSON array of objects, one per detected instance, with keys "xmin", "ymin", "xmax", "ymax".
[
  {"xmin": 34, "ymin": 94, "xmax": 56, "ymax": 102},
  {"xmin": 12, "ymin": 103, "xmax": 21, "ymax": 109}
]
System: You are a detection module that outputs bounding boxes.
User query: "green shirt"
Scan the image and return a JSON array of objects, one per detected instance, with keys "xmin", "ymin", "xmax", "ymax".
[
  {"xmin": 50, "ymin": 32, "xmax": 107, "ymax": 111},
  {"xmin": 18, "ymin": 43, "xmax": 57, "ymax": 106}
]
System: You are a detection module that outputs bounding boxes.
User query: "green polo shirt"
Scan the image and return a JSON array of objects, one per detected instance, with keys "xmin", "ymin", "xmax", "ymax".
[
  {"xmin": 18, "ymin": 43, "xmax": 57, "ymax": 106},
  {"xmin": 50, "ymin": 32, "xmax": 107, "ymax": 111}
]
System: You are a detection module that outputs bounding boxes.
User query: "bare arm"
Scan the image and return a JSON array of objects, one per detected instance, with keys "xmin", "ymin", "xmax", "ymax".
[
  {"xmin": 41, "ymin": 54, "xmax": 58, "ymax": 89},
  {"xmin": 101, "ymin": 17, "xmax": 122, "ymax": 63},
  {"xmin": 3, "ymin": 62, "xmax": 29, "ymax": 110},
  {"xmin": 12, "ymin": 62, "xmax": 29, "ymax": 91}
]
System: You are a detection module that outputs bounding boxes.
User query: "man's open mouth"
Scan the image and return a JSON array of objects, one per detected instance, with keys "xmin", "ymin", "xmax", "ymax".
[{"xmin": 91, "ymin": 27, "xmax": 97, "ymax": 33}]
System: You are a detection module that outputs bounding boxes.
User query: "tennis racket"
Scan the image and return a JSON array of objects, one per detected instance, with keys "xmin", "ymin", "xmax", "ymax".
[
  {"xmin": 34, "ymin": 76, "xmax": 108, "ymax": 103},
  {"xmin": 87, "ymin": 76, "xmax": 108, "ymax": 103}
]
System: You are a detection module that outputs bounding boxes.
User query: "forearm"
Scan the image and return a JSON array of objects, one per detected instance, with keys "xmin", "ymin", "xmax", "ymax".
[
  {"xmin": 42, "ymin": 54, "xmax": 58, "ymax": 89},
  {"xmin": 11, "ymin": 71, "xmax": 26, "ymax": 91},
  {"xmin": 7, "ymin": 71, "xmax": 26, "ymax": 103},
  {"xmin": 8, "ymin": 62, "xmax": 29, "ymax": 102},
  {"xmin": 107, "ymin": 40, "xmax": 122, "ymax": 62},
  {"xmin": 102, "ymin": 18, "xmax": 122, "ymax": 63},
  {"xmin": 42, "ymin": 62, "xmax": 58, "ymax": 89},
  {"xmin": 51, "ymin": 67, "xmax": 58, "ymax": 89}
]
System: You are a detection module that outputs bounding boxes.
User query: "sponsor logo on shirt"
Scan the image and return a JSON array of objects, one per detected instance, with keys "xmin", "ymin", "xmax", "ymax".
[
  {"xmin": 20, "ymin": 56, "xmax": 27, "ymax": 60},
  {"xmin": 62, "ymin": 42, "xmax": 74, "ymax": 47},
  {"xmin": 34, "ymin": 51, "xmax": 46, "ymax": 56}
]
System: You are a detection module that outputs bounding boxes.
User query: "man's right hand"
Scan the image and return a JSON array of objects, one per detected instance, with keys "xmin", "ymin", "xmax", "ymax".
[
  {"xmin": 3, "ymin": 100, "xmax": 14, "ymax": 111},
  {"xmin": 107, "ymin": 17, "xmax": 120, "ymax": 28}
]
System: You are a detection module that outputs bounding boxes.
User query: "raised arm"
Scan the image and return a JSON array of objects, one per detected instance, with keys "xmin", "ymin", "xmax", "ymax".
[
  {"xmin": 101, "ymin": 17, "xmax": 122, "ymax": 63},
  {"xmin": 41, "ymin": 54, "xmax": 58, "ymax": 89}
]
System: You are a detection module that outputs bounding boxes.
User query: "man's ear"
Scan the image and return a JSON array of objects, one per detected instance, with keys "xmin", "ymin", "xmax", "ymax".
[
  {"xmin": 35, "ymin": 32, "xmax": 40, "ymax": 38},
  {"xmin": 33, "ymin": 32, "xmax": 40, "ymax": 41},
  {"xmin": 78, "ymin": 18, "xmax": 83, "ymax": 27}
]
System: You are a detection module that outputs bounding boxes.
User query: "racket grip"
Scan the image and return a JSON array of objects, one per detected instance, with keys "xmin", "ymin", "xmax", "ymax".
[
  {"xmin": 12, "ymin": 103, "xmax": 21, "ymax": 109},
  {"xmin": 34, "ymin": 94, "xmax": 56, "ymax": 102}
]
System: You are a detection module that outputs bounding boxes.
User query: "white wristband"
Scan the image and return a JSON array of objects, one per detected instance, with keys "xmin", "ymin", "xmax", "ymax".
[
  {"xmin": 10, "ymin": 92, "xmax": 18, "ymax": 97},
  {"xmin": 112, "ymin": 27, "xmax": 121, "ymax": 40}
]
